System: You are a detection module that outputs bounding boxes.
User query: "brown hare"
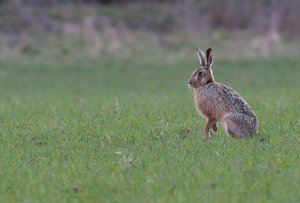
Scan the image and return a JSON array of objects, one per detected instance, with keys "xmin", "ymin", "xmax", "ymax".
[{"xmin": 188, "ymin": 47, "xmax": 258, "ymax": 139}]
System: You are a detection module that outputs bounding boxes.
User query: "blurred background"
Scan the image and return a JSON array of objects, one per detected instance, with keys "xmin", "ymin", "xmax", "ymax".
[
  {"xmin": 1, "ymin": 0, "xmax": 300, "ymax": 59},
  {"xmin": 0, "ymin": 0, "xmax": 299, "ymax": 99}
]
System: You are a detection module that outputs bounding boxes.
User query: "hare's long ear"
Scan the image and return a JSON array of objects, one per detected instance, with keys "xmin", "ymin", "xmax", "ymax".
[
  {"xmin": 197, "ymin": 47, "xmax": 207, "ymax": 67},
  {"xmin": 206, "ymin": 48, "xmax": 213, "ymax": 68}
]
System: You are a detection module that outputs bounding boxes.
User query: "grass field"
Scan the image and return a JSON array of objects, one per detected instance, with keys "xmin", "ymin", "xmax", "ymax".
[{"xmin": 0, "ymin": 51, "xmax": 299, "ymax": 202}]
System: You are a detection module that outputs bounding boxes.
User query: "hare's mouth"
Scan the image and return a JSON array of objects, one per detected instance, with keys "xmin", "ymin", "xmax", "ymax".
[
  {"xmin": 188, "ymin": 78, "xmax": 201, "ymax": 88},
  {"xmin": 188, "ymin": 82, "xmax": 199, "ymax": 88}
]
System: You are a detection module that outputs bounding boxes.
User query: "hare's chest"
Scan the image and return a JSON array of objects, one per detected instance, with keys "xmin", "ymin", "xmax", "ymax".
[{"xmin": 194, "ymin": 92, "xmax": 212, "ymax": 118}]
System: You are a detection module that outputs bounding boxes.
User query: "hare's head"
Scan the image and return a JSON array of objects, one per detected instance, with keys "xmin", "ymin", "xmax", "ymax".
[{"xmin": 188, "ymin": 48, "xmax": 214, "ymax": 88}]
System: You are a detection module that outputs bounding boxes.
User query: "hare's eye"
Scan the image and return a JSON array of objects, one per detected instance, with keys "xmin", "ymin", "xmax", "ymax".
[{"xmin": 198, "ymin": 71, "xmax": 203, "ymax": 76}]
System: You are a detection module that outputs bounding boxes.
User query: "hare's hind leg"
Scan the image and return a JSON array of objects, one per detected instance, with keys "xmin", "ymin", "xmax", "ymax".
[
  {"xmin": 222, "ymin": 113, "xmax": 254, "ymax": 138},
  {"xmin": 223, "ymin": 121, "xmax": 238, "ymax": 138}
]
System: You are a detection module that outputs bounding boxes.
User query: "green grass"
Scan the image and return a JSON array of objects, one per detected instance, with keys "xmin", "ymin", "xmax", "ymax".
[{"xmin": 0, "ymin": 53, "xmax": 299, "ymax": 203}]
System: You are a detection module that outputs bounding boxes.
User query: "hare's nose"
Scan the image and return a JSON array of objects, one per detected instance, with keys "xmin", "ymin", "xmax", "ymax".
[{"xmin": 188, "ymin": 80, "xmax": 192, "ymax": 85}]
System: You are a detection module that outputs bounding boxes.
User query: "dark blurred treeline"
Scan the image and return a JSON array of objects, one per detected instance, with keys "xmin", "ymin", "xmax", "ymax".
[
  {"xmin": 0, "ymin": 0, "xmax": 299, "ymax": 36},
  {"xmin": 0, "ymin": 0, "xmax": 172, "ymax": 4}
]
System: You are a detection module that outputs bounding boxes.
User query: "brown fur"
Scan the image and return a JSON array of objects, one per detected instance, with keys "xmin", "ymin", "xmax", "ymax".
[{"xmin": 188, "ymin": 48, "xmax": 258, "ymax": 139}]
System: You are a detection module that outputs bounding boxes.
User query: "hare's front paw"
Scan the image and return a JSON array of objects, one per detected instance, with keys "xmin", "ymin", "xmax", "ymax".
[
  {"xmin": 212, "ymin": 124, "xmax": 218, "ymax": 132},
  {"xmin": 203, "ymin": 132, "xmax": 211, "ymax": 139}
]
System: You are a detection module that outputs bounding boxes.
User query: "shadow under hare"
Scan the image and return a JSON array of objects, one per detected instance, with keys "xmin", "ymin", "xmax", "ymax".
[{"xmin": 188, "ymin": 47, "xmax": 258, "ymax": 139}]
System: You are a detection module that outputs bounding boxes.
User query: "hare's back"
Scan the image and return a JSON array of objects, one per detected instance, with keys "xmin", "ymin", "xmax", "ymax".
[{"xmin": 215, "ymin": 83, "xmax": 254, "ymax": 116}]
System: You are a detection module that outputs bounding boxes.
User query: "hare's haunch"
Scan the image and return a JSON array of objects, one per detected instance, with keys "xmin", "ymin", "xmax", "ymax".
[{"xmin": 188, "ymin": 48, "xmax": 258, "ymax": 139}]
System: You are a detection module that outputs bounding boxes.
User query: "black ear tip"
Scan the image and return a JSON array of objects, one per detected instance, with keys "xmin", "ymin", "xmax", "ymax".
[{"xmin": 206, "ymin": 48, "xmax": 212, "ymax": 55}]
